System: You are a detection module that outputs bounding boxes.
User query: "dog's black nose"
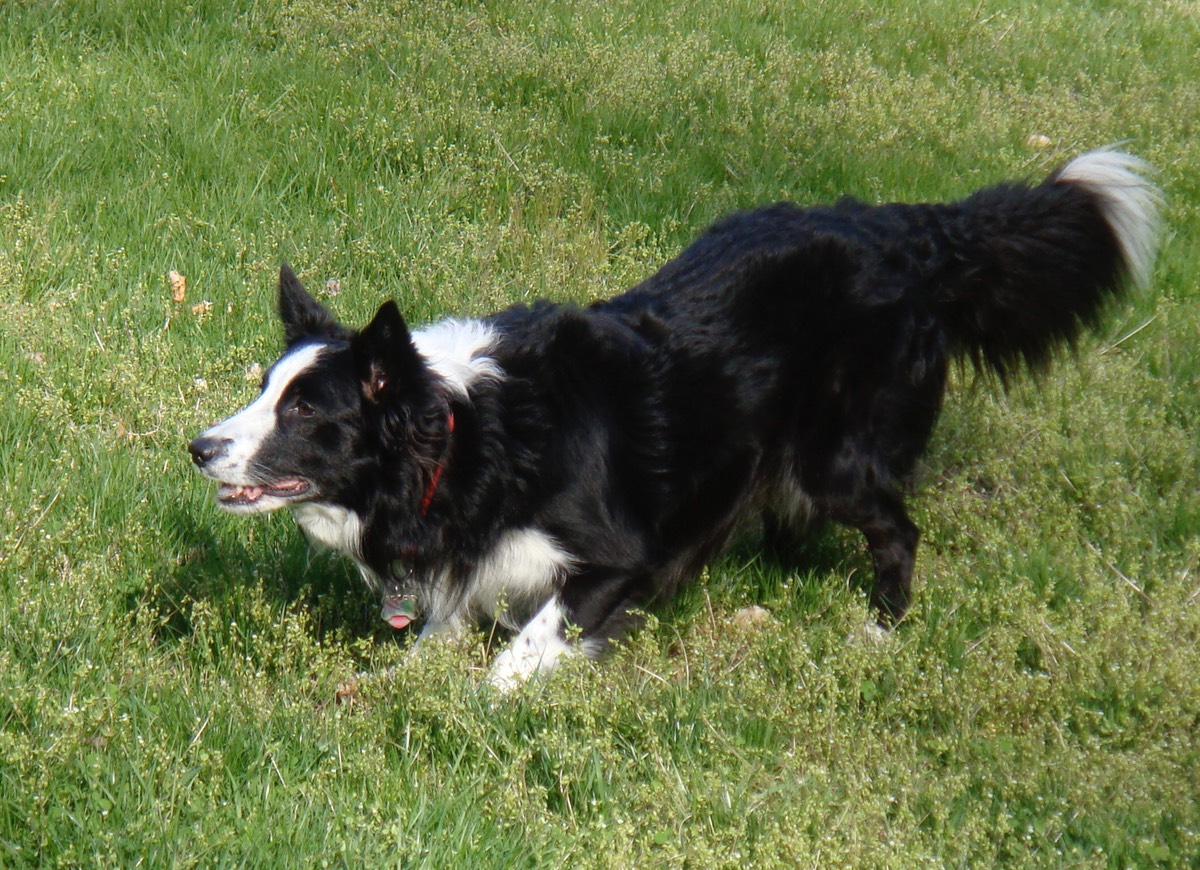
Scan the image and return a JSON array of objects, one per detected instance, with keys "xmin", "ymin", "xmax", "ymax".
[{"xmin": 188, "ymin": 436, "xmax": 227, "ymax": 468}]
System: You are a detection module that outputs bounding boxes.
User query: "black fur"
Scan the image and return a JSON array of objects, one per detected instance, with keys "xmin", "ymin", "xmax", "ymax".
[{"xmin": 192, "ymin": 152, "xmax": 1157, "ymax": 672}]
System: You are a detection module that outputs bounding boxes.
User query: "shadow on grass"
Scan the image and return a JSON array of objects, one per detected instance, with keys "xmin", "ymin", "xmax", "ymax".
[
  {"xmin": 134, "ymin": 501, "xmax": 878, "ymax": 669},
  {"xmin": 663, "ymin": 517, "xmax": 872, "ymax": 628},
  {"xmin": 132, "ymin": 507, "xmax": 389, "ymax": 649}
]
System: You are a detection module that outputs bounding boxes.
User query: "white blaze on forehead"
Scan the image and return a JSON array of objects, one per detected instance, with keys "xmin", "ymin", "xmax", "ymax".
[{"xmin": 195, "ymin": 342, "xmax": 328, "ymax": 483}]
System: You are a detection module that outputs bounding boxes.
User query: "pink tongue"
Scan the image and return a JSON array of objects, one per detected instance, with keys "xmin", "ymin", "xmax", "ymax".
[{"xmin": 381, "ymin": 594, "xmax": 417, "ymax": 631}]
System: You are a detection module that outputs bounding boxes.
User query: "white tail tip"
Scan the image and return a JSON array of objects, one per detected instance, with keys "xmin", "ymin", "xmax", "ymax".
[{"xmin": 1057, "ymin": 148, "xmax": 1162, "ymax": 288}]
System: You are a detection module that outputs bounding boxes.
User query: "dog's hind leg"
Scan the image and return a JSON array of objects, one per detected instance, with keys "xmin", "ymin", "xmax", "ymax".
[
  {"xmin": 761, "ymin": 506, "xmax": 828, "ymax": 570},
  {"xmin": 827, "ymin": 487, "xmax": 919, "ymax": 625},
  {"xmin": 862, "ymin": 501, "xmax": 918, "ymax": 624},
  {"xmin": 762, "ymin": 507, "xmax": 801, "ymax": 563},
  {"xmin": 804, "ymin": 446, "xmax": 920, "ymax": 624}
]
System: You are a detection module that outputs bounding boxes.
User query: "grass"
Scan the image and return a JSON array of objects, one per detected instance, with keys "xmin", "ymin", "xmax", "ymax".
[{"xmin": 2, "ymin": 0, "xmax": 1199, "ymax": 865}]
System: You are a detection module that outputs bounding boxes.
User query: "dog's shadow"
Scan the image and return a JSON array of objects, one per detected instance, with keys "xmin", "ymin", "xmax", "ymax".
[
  {"xmin": 665, "ymin": 516, "xmax": 872, "ymax": 625},
  {"xmin": 138, "ymin": 507, "xmax": 387, "ymax": 650},
  {"xmin": 142, "ymin": 504, "xmax": 874, "ymax": 663}
]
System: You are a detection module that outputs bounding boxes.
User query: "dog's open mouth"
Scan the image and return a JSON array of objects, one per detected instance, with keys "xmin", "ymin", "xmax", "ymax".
[{"xmin": 216, "ymin": 478, "xmax": 311, "ymax": 507}]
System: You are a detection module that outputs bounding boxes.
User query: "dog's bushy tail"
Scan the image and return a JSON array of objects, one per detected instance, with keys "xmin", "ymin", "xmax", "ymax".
[{"xmin": 936, "ymin": 148, "xmax": 1160, "ymax": 381}]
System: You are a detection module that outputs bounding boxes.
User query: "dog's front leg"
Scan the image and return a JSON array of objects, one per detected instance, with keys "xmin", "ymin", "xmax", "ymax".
[{"xmin": 487, "ymin": 595, "xmax": 579, "ymax": 691}]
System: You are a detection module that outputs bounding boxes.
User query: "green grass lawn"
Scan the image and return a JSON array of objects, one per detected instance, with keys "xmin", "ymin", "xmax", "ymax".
[{"xmin": 2, "ymin": 0, "xmax": 1199, "ymax": 865}]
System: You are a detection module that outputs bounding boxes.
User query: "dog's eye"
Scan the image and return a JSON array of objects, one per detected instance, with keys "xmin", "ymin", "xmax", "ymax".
[{"xmin": 291, "ymin": 400, "xmax": 316, "ymax": 418}]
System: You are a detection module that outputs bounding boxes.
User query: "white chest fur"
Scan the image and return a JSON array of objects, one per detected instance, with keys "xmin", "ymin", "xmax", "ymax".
[
  {"xmin": 290, "ymin": 505, "xmax": 572, "ymax": 630},
  {"xmin": 291, "ymin": 503, "xmax": 365, "ymax": 560},
  {"xmin": 466, "ymin": 528, "xmax": 574, "ymax": 619},
  {"xmin": 418, "ymin": 527, "xmax": 575, "ymax": 630}
]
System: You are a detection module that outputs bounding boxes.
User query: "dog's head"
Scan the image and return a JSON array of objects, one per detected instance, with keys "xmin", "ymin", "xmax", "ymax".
[{"xmin": 188, "ymin": 265, "xmax": 447, "ymax": 516}]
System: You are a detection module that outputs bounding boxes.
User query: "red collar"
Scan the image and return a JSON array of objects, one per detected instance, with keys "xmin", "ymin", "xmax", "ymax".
[{"xmin": 419, "ymin": 410, "xmax": 455, "ymax": 516}]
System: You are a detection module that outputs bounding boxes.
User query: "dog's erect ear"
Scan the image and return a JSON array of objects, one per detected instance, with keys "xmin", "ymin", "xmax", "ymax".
[
  {"xmin": 278, "ymin": 263, "xmax": 343, "ymax": 345},
  {"xmin": 353, "ymin": 300, "xmax": 426, "ymax": 404}
]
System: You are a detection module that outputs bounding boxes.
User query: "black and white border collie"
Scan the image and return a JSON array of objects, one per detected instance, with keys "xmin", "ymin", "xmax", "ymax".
[{"xmin": 190, "ymin": 150, "xmax": 1158, "ymax": 689}]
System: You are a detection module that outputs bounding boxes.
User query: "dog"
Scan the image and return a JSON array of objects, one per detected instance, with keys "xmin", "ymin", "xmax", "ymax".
[{"xmin": 189, "ymin": 149, "xmax": 1158, "ymax": 689}]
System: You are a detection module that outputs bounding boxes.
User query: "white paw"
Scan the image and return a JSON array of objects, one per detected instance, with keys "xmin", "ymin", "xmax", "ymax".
[
  {"xmin": 486, "ymin": 642, "xmax": 567, "ymax": 692},
  {"xmin": 848, "ymin": 620, "xmax": 891, "ymax": 647}
]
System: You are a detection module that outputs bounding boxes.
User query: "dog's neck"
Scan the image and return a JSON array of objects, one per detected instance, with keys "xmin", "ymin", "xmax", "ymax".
[{"xmin": 419, "ymin": 409, "xmax": 455, "ymax": 516}]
